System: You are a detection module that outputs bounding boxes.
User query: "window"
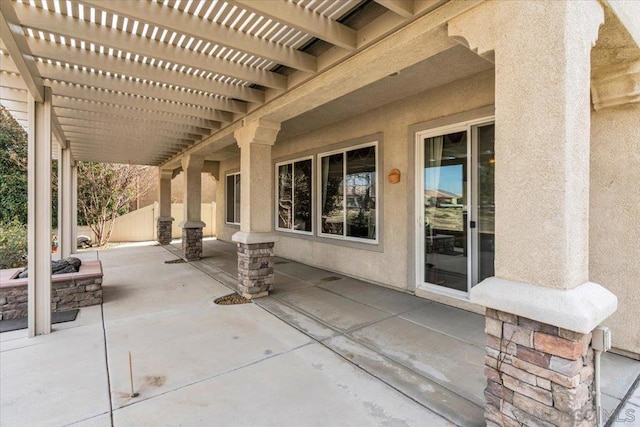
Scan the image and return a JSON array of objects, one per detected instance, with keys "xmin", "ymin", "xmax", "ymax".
[
  {"xmin": 276, "ymin": 157, "xmax": 313, "ymax": 233},
  {"xmin": 225, "ymin": 172, "xmax": 241, "ymax": 225},
  {"xmin": 319, "ymin": 143, "xmax": 377, "ymax": 242}
]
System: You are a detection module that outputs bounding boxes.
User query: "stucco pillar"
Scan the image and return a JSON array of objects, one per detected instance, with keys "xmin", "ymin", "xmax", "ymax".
[
  {"xmin": 156, "ymin": 169, "xmax": 174, "ymax": 245},
  {"xmin": 60, "ymin": 146, "xmax": 73, "ymax": 258},
  {"xmin": 449, "ymin": 2, "xmax": 617, "ymax": 426},
  {"xmin": 232, "ymin": 119, "xmax": 281, "ymax": 299},
  {"xmin": 179, "ymin": 155, "xmax": 205, "ymax": 260},
  {"xmin": 70, "ymin": 161, "xmax": 78, "ymax": 254},
  {"xmin": 27, "ymin": 87, "xmax": 53, "ymax": 337}
]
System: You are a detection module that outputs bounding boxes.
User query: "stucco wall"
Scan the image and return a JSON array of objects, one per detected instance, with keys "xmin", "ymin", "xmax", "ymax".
[
  {"xmin": 217, "ymin": 69, "xmax": 495, "ymax": 291},
  {"xmin": 590, "ymin": 106, "xmax": 640, "ymax": 356}
]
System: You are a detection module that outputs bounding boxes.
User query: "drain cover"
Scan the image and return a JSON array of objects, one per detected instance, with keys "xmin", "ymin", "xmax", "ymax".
[
  {"xmin": 321, "ymin": 276, "xmax": 342, "ymax": 282},
  {"xmin": 214, "ymin": 294, "xmax": 251, "ymax": 305},
  {"xmin": 165, "ymin": 259, "xmax": 186, "ymax": 264}
]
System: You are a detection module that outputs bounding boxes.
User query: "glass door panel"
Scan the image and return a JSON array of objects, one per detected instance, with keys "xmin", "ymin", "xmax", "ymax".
[
  {"xmin": 476, "ymin": 124, "xmax": 495, "ymax": 283},
  {"xmin": 423, "ymin": 131, "xmax": 468, "ymax": 292}
]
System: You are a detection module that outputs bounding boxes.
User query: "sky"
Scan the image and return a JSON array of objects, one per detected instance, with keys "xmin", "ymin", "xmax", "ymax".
[{"xmin": 424, "ymin": 165, "xmax": 463, "ymax": 196}]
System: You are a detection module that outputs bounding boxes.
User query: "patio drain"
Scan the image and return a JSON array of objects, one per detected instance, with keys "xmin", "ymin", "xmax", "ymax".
[
  {"xmin": 214, "ymin": 293, "xmax": 251, "ymax": 305},
  {"xmin": 164, "ymin": 259, "xmax": 186, "ymax": 264},
  {"xmin": 321, "ymin": 276, "xmax": 342, "ymax": 282}
]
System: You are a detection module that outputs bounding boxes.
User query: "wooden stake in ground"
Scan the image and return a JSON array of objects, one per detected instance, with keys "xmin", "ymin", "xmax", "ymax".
[{"xmin": 128, "ymin": 351, "xmax": 139, "ymax": 398}]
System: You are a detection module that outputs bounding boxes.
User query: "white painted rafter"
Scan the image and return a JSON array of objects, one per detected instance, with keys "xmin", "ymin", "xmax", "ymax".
[
  {"xmin": 373, "ymin": 0, "xmax": 415, "ymax": 18},
  {"xmin": 45, "ymin": 79, "xmax": 233, "ymax": 123},
  {"xmin": 26, "ymin": 39, "xmax": 265, "ymax": 103},
  {"xmin": 229, "ymin": 0, "xmax": 357, "ymax": 50},
  {"xmin": 36, "ymin": 61, "xmax": 246, "ymax": 114},
  {"xmin": 53, "ymin": 108, "xmax": 211, "ymax": 136},
  {"xmin": 12, "ymin": 1, "xmax": 289, "ymax": 90},
  {"xmin": 77, "ymin": 0, "xmax": 317, "ymax": 72},
  {"xmin": 52, "ymin": 96, "xmax": 221, "ymax": 130}
]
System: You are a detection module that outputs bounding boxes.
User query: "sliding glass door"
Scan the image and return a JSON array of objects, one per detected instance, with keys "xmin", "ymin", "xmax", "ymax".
[{"xmin": 416, "ymin": 120, "xmax": 495, "ymax": 296}]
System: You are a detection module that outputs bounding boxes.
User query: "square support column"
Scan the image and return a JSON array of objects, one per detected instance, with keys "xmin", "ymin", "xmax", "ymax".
[
  {"xmin": 232, "ymin": 119, "xmax": 281, "ymax": 299},
  {"xmin": 27, "ymin": 87, "xmax": 53, "ymax": 337},
  {"xmin": 60, "ymin": 147, "xmax": 73, "ymax": 258},
  {"xmin": 449, "ymin": 2, "xmax": 617, "ymax": 425},
  {"xmin": 179, "ymin": 155, "xmax": 205, "ymax": 260},
  {"xmin": 70, "ymin": 162, "xmax": 78, "ymax": 255},
  {"xmin": 156, "ymin": 169, "xmax": 174, "ymax": 245}
]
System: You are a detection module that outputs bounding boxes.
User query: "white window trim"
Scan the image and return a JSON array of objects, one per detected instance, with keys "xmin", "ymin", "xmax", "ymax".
[
  {"xmin": 274, "ymin": 155, "xmax": 314, "ymax": 235},
  {"xmin": 225, "ymin": 171, "xmax": 241, "ymax": 226},
  {"xmin": 317, "ymin": 141, "xmax": 379, "ymax": 244}
]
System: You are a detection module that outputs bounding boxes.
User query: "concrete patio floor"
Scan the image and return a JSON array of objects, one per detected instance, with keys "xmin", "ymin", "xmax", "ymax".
[{"xmin": 1, "ymin": 239, "xmax": 639, "ymax": 426}]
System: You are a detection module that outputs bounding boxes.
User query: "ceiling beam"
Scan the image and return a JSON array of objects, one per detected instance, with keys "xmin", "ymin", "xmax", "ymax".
[
  {"xmin": 63, "ymin": 131, "xmax": 192, "ymax": 147},
  {"xmin": 46, "ymin": 80, "xmax": 231, "ymax": 123},
  {"xmin": 78, "ymin": 0, "xmax": 316, "ymax": 72},
  {"xmin": 0, "ymin": 3, "xmax": 44, "ymax": 101},
  {"xmin": 58, "ymin": 119, "xmax": 203, "ymax": 141},
  {"xmin": 373, "ymin": 0, "xmax": 414, "ymax": 18},
  {"xmin": 26, "ymin": 39, "xmax": 265, "ymax": 103},
  {"xmin": 36, "ymin": 61, "xmax": 246, "ymax": 114},
  {"xmin": 13, "ymin": 2, "xmax": 288, "ymax": 89},
  {"xmin": 0, "ymin": 86, "xmax": 27, "ymax": 102},
  {"xmin": 61, "ymin": 125, "xmax": 200, "ymax": 143},
  {"xmin": 0, "ymin": 98, "xmax": 27, "ymax": 112},
  {"xmin": 54, "ymin": 108, "xmax": 211, "ymax": 136},
  {"xmin": 229, "ymin": 0, "xmax": 357, "ymax": 50},
  {"xmin": 0, "ymin": 70, "xmax": 28, "ymax": 90},
  {"xmin": 52, "ymin": 96, "xmax": 220, "ymax": 130}
]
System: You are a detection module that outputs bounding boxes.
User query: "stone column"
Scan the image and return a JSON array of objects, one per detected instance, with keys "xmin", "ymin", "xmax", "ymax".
[
  {"xmin": 27, "ymin": 87, "xmax": 53, "ymax": 337},
  {"xmin": 156, "ymin": 169, "xmax": 174, "ymax": 245},
  {"xmin": 179, "ymin": 155, "xmax": 205, "ymax": 260},
  {"xmin": 232, "ymin": 119, "xmax": 281, "ymax": 299},
  {"xmin": 60, "ymin": 146, "xmax": 73, "ymax": 258},
  {"xmin": 449, "ymin": 2, "xmax": 617, "ymax": 426}
]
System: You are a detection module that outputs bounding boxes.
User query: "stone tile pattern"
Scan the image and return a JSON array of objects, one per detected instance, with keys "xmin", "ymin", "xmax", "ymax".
[
  {"xmin": 157, "ymin": 219, "xmax": 173, "ymax": 245},
  {"xmin": 182, "ymin": 227, "xmax": 203, "ymax": 260},
  {"xmin": 484, "ymin": 309, "xmax": 595, "ymax": 427},
  {"xmin": 0, "ymin": 277, "xmax": 103, "ymax": 320},
  {"xmin": 237, "ymin": 242, "xmax": 274, "ymax": 297}
]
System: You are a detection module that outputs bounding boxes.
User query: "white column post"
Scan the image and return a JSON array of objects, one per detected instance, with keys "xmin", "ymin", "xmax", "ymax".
[
  {"xmin": 156, "ymin": 169, "xmax": 174, "ymax": 245},
  {"xmin": 27, "ymin": 86, "xmax": 53, "ymax": 337},
  {"xmin": 232, "ymin": 119, "xmax": 281, "ymax": 298},
  {"xmin": 70, "ymin": 161, "xmax": 78, "ymax": 254},
  {"xmin": 179, "ymin": 155, "xmax": 205, "ymax": 260},
  {"xmin": 60, "ymin": 146, "xmax": 73, "ymax": 258}
]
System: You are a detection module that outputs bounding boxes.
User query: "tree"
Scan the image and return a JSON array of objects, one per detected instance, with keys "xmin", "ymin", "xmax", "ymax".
[
  {"xmin": 0, "ymin": 107, "xmax": 28, "ymax": 224},
  {"xmin": 77, "ymin": 162, "xmax": 154, "ymax": 246}
]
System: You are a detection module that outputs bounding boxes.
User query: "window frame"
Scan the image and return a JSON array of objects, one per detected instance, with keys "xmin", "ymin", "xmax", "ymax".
[
  {"xmin": 225, "ymin": 171, "xmax": 241, "ymax": 226},
  {"xmin": 274, "ymin": 155, "xmax": 314, "ymax": 235},
  {"xmin": 317, "ymin": 141, "xmax": 379, "ymax": 244}
]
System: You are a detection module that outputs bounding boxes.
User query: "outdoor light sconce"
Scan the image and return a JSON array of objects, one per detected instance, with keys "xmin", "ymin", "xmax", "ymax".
[{"xmin": 388, "ymin": 168, "xmax": 401, "ymax": 184}]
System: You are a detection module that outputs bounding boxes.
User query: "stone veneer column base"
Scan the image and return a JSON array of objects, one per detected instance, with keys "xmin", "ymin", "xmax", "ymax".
[
  {"xmin": 156, "ymin": 218, "xmax": 173, "ymax": 245},
  {"xmin": 236, "ymin": 242, "xmax": 274, "ymax": 299},
  {"xmin": 181, "ymin": 227, "xmax": 203, "ymax": 261},
  {"xmin": 484, "ymin": 309, "xmax": 596, "ymax": 427}
]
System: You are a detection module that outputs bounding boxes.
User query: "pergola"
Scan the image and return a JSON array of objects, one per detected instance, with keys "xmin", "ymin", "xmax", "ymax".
[{"xmin": 1, "ymin": 0, "xmax": 470, "ymax": 337}]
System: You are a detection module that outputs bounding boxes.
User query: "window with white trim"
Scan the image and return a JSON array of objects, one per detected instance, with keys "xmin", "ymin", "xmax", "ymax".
[
  {"xmin": 225, "ymin": 172, "xmax": 241, "ymax": 225},
  {"xmin": 276, "ymin": 157, "xmax": 313, "ymax": 233},
  {"xmin": 319, "ymin": 142, "xmax": 377, "ymax": 242}
]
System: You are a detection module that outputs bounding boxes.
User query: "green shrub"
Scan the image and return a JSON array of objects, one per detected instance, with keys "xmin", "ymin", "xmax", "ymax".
[{"xmin": 0, "ymin": 220, "xmax": 28, "ymax": 269}]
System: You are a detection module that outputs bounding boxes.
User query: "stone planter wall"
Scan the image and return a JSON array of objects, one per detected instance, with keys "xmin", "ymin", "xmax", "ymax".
[
  {"xmin": 0, "ymin": 260, "xmax": 103, "ymax": 321},
  {"xmin": 484, "ymin": 308, "xmax": 595, "ymax": 427}
]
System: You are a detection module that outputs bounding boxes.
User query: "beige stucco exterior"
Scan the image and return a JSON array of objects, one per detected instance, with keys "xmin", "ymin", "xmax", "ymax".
[{"xmin": 591, "ymin": 105, "xmax": 640, "ymax": 355}]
